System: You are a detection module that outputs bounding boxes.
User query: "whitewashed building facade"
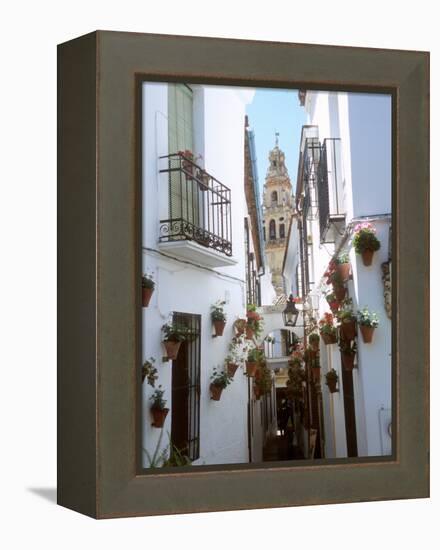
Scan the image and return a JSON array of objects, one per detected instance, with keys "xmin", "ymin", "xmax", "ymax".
[
  {"xmin": 141, "ymin": 82, "xmax": 276, "ymax": 467},
  {"xmin": 283, "ymin": 90, "xmax": 392, "ymax": 459}
]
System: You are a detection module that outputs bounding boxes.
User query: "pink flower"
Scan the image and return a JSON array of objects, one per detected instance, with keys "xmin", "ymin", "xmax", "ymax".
[{"xmin": 354, "ymin": 222, "xmax": 376, "ymax": 234}]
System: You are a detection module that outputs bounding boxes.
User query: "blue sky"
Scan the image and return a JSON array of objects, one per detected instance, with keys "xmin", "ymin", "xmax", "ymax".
[{"xmin": 246, "ymin": 88, "xmax": 306, "ymax": 195}]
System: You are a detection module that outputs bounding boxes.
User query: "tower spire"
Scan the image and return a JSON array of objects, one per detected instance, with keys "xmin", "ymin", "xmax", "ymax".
[{"xmin": 275, "ymin": 131, "xmax": 279, "ymax": 147}]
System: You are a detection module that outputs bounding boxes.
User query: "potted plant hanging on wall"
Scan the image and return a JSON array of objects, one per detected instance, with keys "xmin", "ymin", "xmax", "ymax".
[
  {"xmin": 337, "ymin": 299, "xmax": 357, "ymax": 341},
  {"xmin": 142, "ymin": 357, "xmax": 158, "ymax": 386},
  {"xmin": 211, "ymin": 300, "xmax": 227, "ymax": 337},
  {"xmin": 325, "ymin": 292, "xmax": 340, "ymax": 313},
  {"xmin": 142, "ymin": 272, "xmax": 155, "ymax": 307},
  {"xmin": 246, "ymin": 304, "xmax": 263, "ymax": 340},
  {"xmin": 335, "ymin": 253, "xmax": 351, "ymax": 281},
  {"xmin": 308, "ymin": 333, "xmax": 320, "ymax": 352},
  {"xmin": 352, "ymin": 222, "xmax": 381, "ymax": 266},
  {"xmin": 310, "ymin": 356, "xmax": 321, "ymax": 382},
  {"xmin": 150, "ymin": 386, "xmax": 169, "ymax": 428},
  {"xmin": 319, "ymin": 313, "xmax": 338, "ymax": 345},
  {"xmin": 357, "ymin": 306, "xmax": 379, "ymax": 343},
  {"xmin": 329, "ymin": 270, "xmax": 347, "ymax": 301},
  {"xmin": 325, "ymin": 368, "xmax": 339, "ymax": 393},
  {"xmin": 245, "ymin": 347, "xmax": 259, "ymax": 377},
  {"xmin": 233, "ymin": 318, "xmax": 247, "ymax": 337},
  {"xmin": 339, "ymin": 339, "xmax": 357, "ymax": 371},
  {"xmin": 209, "ymin": 366, "xmax": 232, "ymax": 401},
  {"xmin": 161, "ymin": 322, "xmax": 191, "ymax": 360}
]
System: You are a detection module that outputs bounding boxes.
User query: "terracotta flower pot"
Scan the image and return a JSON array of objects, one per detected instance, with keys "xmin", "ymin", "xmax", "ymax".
[
  {"xmin": 163, "ymin": 340, "xmax": 182, "ymax": 360},
  {"xmin": 247, "ymin": 311, "xmax": 260, "ymax": 321},
  {"xmin": 321, "ymin": 332, "xmax": 337, "ymax": 345},
  {"xmin": 254, "ymin": 386, "xmax": 261, "ymax": 400},
  {"xmin": 340, "ymin": 319, "xmax": 357, "ymax": 341},
  {"xmin": 361, "ymin": 249, "xmax": 374, "ymax": 266},
  {"xmin": 151, "ymin": 407, "xmax": 169, "ymax": 428},
  {"xmin": 328, "ymin": 300, "xmax": 340, "ymax": 313},
  {"xmin": 310, "ymin": 340, "xmax": 320, "ymax": 352},
  {"xmin": 341, "ymin": 352, "xmax": 355, "ymax": 371},
  {"xmin": 336, "ymin": 262, "xmax": 351, "ymax": 281},
  {"xmin": 213, "ymin": 320, "xmax": 226, "ymax": 336},
  {"xmin": 245, "ymin": 361, "xmax": 257, "ymax": 377},
  {"xmin": 245, "ymin": 326, "xmax": 255, "ymax": 340},
  {"xmin": 326, "ymin": 379, "xmax": 338, "ymax": 393},
  {"xmin": 360, "ymin": 325, "xmax": 375, "ymax": 343},
  {"xmin": 333, "ymin": 285, "xmax": 347, "ymax": 301},
  {"xmin": 312, "ymin": 367, "xmax": 321, "ymax": 382},
  {"xmin": 227, "ymin": 362, "xmax": 239, "ymax": 377},
  {"xmin": 142, "ymin": 287, "xmax": 154, "ymax": 307},
  {"xmin": 210, "ymin": 383, "xmax": 224, "ymax": 401}
]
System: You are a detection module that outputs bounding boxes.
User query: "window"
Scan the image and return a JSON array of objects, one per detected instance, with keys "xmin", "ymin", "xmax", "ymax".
[
  {"xmin": 171, "ymin": 311, "xmax": 201, "ymax": 461},
  {"xmin": 271, "ymin": 190, "xmax": 278, "ymax": 204},
  {"xmin": 168, "ymin": 84, "xmax": 196, "ymax": 222},
  {"xmin": 279, "ymin": 223, "xmax": 285, "ymax": 239},
  {"xmin": 269, "ymin": 219, "xmax": 276, "ymax": 240}
]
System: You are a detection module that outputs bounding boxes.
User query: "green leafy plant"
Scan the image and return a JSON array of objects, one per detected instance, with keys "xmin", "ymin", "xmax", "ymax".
[
  {"xmin": 338, "ymin": 338, "xmax": 357, "ymax": 355},
  {"xmin": 329, "ymin": 270, "xmax": 344, "ymax": 287},
  {"xmin": 336, "ymin": 253, "xmax": 350, "ymax": 264},
  {"xmin": 325, "ymin": 368, "xmax": 338, "ymax": 382},
  {"xmin": 210, "ymin": 366, "xmax": 232, "ymax": 389},
  {"xmin": 352, "ymin": 222, "xmax": 381, "ymax": 253},
  {"xmin": 149, "ymin": 386, "xmax": 167, "ymax": 410},
  {"xmin": 142, "ymin": 272, "xmax": 155, "ymax": 290},
  {"xmin": 336, "ymin": 298, "xmax": 356, "ymax": 323},
  {"xmin": 308, "ymin": 333, "xmax": 320, "ymax": 344},
  {"xmin": 247, "ymin": 347, "xmax": 260, "ymax": 363},
  {"xmin": 142, "ymin": 357, "xmax": 158, "ymax": 387},
  {"xmin": 357, "ymin": 306, "xmax": 379, "ymax": 327},
  {"xmin": 162, "ymin": 322, "xmax": 193, "ymax": 342},
  {"xmin": 211, "ymin": 300, "xmax": 227, "ymax": 322},
  {"xmin": 246, "ymin": 304, "xmax": 264, "ymax": 338},
  {"xmin": 255, "ymin": 364, "xmax": 273, "ymax": 394}
]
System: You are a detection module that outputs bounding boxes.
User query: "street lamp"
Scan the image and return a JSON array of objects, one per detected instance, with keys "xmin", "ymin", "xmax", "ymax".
[{"xmin": 283, "ymin": 294, "xmax": 299, "ymax": 327}]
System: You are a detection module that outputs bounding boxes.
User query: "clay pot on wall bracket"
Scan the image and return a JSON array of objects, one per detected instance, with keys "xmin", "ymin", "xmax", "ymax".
[
  {"xmin": 310, "ymin": 340, "xmax": 320, "ymax": 352},
  {"xmin": 340, "ymin": 320, "xmax": 357, "ymax": 341},
  {"xmin": 326, "ymin": 379, "xmax": 338, "ymax": 393},
  {"xmin": 360, "ymin": 325, "xmax": 375, "ymax": 343},
  {"xmin": 333, "ymin": 285, "xmax": 347, "ymax": 301},
  {"xmin": 336, "ymin": 262, "xmax": 351, "ymax": 281},
  {"xmin": 254, "ymin": 386, "xmax": 262, "ymax": 400},
  {"xmin": 142, "ymin": 287, "xmax": 154, "ymax": 307},
  {"xmin": 341, "ymin": 352, "xmax": 355, "ymax": 371},
  {"xmin": 245, "ymin": 361, "xmax": 257, "ymax": 377},
  {"xmin": 213, "ymin": 320, "xmax": 226, "ymax": 337},
  {"xmin": 321, "ymin": 332, "xmax": 337, "ymax": 345},
  {"xmin": 245, "ymin": 326, "xmax": 255, "ymax": 340},
  {"xmin": 210, "ymin": 383, "xmax": 224, "ymax": 401},
  {"xmin": 312, "ymin": 367, "xmax": 321, "ymax": 382},
  {"xmin": 361, "ymin": 249, "xmax": 374, "ymax": 266},
  {"xmin": 227, "ymin": 362, "xmax": 239, "ymax": 377},
  {"xmin": 151, "ymin": 407, "xmax": 169, "ymax": 428},
  {"xmin": 163, "ymin": 340, "xmax": 182, "ymax": 360}
]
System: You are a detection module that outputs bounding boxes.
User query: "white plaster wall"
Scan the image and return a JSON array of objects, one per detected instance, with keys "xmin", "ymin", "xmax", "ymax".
[
  {"xmin": 302, "ymin": 90, "xmax": 392, "ymax": 458},
  {"xmin": 141, "ymin": 82, "xmax": 260, "ymax": 466},
  {"xmin": 349, "ymin": 220, "xmax": 392, "ymax": 456},
  {"xmin": 347, "ymin": 93, "xmax": 392, "ymax": 217}
]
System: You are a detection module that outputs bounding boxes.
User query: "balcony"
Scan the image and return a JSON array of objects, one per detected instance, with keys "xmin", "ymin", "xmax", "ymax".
[
  {"xmin": 158, "ymin": 153, "xmax": 236, "ymax": 268},
  {"xmin": 317, "ymin": 138, "xmax": 346, "ymax": 243}
]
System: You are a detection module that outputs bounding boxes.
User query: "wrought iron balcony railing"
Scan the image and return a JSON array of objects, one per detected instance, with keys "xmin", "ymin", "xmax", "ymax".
[
  {"xmin": 317, "ymin": 138, "xmax": 345, "ymax": 243},
  {"xmin": 158, "ymin": 153, "xmax": 233, "ymax": 257}
]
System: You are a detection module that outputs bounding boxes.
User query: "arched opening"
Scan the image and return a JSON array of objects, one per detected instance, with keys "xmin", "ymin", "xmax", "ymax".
[
  {"xmin": 269, "ymin": 219, "xmax": 276, "ymax": 240},
  {"xmin": 271, "ymin": 190, "xmax": 278, "ymax": 205},
  {"xmin": 279, "ymin": 223, "xmax": 285, "ymax": 239}
]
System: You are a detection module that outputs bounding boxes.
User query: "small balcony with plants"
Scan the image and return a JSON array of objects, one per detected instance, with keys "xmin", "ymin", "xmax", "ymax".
[{"xmin": 158, "ymin": 151, "xmax": 236, "ymax": 268}]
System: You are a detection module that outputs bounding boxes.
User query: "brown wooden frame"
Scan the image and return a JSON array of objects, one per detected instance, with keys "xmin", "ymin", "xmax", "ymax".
[{"xmin": 57, "ymin": 31, "xmax": 429, "ymax": 518}]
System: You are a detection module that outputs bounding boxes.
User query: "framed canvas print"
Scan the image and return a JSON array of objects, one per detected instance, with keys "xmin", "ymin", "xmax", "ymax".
[{"xmin": 57, "ymin": 31, "xmax": 429, "ymax": 518}]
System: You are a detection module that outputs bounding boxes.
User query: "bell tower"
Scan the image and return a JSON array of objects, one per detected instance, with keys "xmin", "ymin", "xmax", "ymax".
[{"xmin": 263, "ymin": 134, "xmax": 295, "ymax": 296}]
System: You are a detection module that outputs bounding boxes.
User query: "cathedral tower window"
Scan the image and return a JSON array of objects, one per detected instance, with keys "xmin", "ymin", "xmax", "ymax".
[{"xmin": 269, "ymin": 219, "xmax": 276, "ymax": 240}]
